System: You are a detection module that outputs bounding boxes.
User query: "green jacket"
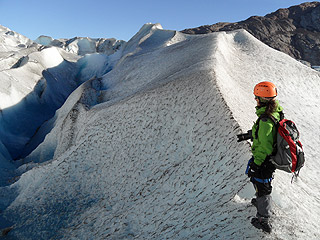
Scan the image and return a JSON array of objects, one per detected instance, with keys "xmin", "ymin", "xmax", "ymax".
[{"xmin": 251, "ymin": 101, "xmax": 283, "ymax": 166}]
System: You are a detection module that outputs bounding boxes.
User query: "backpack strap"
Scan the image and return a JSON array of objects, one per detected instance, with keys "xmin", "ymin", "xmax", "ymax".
[
  {"xmin": 279, "ymin": 111, "xmax": 285, "ymax": 121},
  {"xmin": 254, "ymin": 111, "xmax": 283, "ymax": 139}
]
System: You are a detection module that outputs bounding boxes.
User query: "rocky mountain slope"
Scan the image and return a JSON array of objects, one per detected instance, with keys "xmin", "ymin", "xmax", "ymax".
[{"xmin": 182, "ymin": 2, "xmax": 320, "ymax": 66}]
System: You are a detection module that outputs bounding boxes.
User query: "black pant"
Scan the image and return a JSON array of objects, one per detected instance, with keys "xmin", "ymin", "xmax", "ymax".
[
  {"xmin": 251, "ymin": 159, "xmax": 275, "ymax": 196},
  {"xmin": 252, "ymin": 180, "xmax": 272, "ymax": 197}
]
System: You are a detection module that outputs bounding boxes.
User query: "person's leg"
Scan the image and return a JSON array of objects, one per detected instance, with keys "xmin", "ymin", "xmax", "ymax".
[
  {"xmin": 256, "ymin": 191, "xmax": 272, "ymax": 218},
  {"xmin": 251, "ymin": 181, "xmax": 273, "ymax": 232}
]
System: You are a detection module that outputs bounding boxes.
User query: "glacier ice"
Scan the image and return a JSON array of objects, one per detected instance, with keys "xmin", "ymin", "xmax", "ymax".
[
  {"xmin": 0, "ymin": 25, "xmax": 125, "ymax": 161},
  {"xmin": 35, "ymin": 35, "xmax": 126, "ymax": 56},
  {"xmin": 0, "ymin": 23, "xmax": 320, "ymax": 239}
]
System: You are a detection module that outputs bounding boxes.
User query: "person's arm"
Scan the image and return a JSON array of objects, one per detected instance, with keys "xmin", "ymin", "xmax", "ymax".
[{"xmin": 253, "ymin": 119, "xmax": 274, "ymax": 166}]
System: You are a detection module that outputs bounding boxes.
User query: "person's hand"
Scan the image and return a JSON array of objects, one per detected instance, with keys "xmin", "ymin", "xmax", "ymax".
[{"xmin": 247, "ymin": 161, "xmax": 260, "ymax": 177}]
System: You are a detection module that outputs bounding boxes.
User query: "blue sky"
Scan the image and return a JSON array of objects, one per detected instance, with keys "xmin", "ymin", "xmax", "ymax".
[{"xmin": 0, "ymin": 0, "xmax": 311, "ymax": 41}]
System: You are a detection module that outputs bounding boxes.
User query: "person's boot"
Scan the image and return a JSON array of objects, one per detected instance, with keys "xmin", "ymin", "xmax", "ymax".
[{"xmin": 251, "ymin": 216, "xmax": 272, "ymax": 233}]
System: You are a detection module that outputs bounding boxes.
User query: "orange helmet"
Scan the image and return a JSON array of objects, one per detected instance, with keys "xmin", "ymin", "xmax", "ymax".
[{"xmin": 254, "ymin": 81, "xmax": 277, "ymax": 98}]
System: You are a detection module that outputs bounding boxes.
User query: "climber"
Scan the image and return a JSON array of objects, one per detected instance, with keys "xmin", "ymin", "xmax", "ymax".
[{"xmin": 246, "ymin": 81, "xmax": 283, "ymax": 233}]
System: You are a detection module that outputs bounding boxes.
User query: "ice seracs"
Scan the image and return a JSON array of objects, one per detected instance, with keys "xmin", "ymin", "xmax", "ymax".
[
  {"xmin": 0, "ymin": 25, "xmax": 34, "ymax": 51},
  {"xmin": 35, "ymin": 35, "xmax": 126, "ymax": 56}
]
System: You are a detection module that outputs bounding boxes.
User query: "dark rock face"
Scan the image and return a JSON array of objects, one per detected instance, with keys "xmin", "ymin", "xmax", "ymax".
[{"xmin": 181, "ymin": 2, "xmax": 320, "ymax": 65}]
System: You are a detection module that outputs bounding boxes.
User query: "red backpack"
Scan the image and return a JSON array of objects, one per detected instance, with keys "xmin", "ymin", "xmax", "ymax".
[{"xmin": 257, "ymin": 113, "xmax": 305, "ymax": 175}]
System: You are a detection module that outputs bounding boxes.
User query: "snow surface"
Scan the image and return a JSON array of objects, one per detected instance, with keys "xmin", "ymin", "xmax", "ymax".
[{"xmin": 0, "ymin": 23, "xmax": 320, "ymax": 239}]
